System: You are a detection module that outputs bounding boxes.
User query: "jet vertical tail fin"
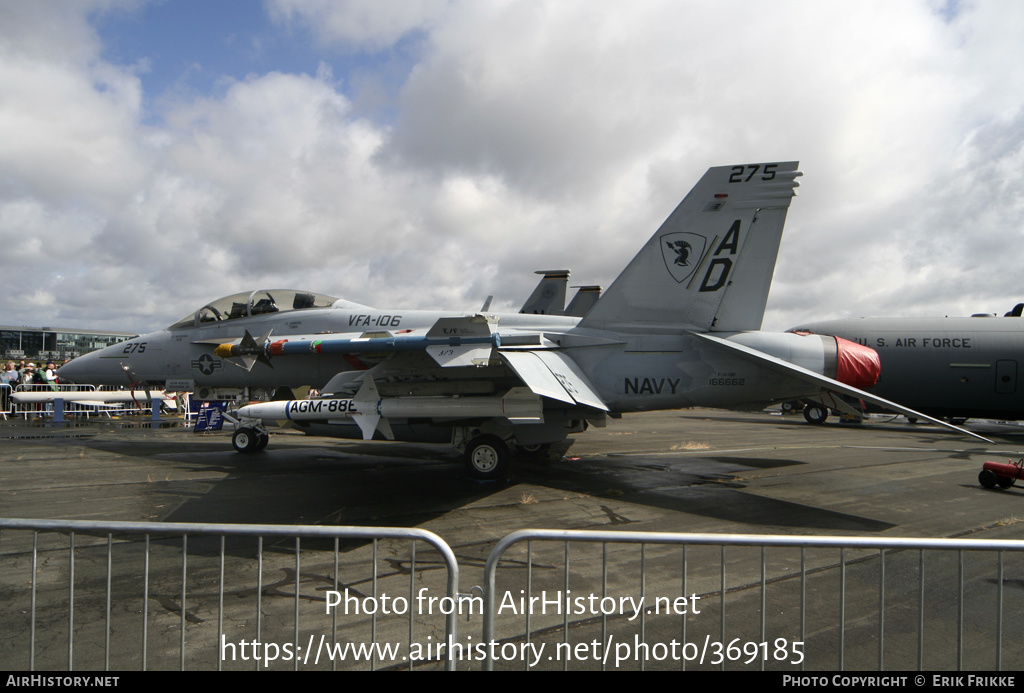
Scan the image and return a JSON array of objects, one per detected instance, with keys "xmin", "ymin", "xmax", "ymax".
[
  {"xmin": 519, "ymin": 270, "xmax": 570, "ymax": 315},
  {"xmin": 580, "ymin": 162, "xmax": 801, "ymax": 332},
  {"xmin": 565, "ymin": 285, "xmax": 602, "ymax": 317}
]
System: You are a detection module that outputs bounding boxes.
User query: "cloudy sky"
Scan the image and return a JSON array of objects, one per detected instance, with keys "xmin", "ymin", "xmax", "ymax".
[{"xmin": 2, "ymin": 0, "xmax": 1022, "ymax": 334}]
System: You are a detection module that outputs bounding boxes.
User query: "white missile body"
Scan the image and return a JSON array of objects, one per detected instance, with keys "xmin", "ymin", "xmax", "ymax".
[
  {"xmin": 235, "ymin": 385, "xmax": 543, "ymax": 440},
  {"xmin": 11, "ymin": 390, "xmax": 171, "ymax": 404}
]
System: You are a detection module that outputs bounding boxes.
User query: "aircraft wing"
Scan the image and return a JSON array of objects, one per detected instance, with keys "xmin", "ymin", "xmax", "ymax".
[
  {"xmin": 245, "ymin": 312, "xmax": 608, "ymax": 412},
  {"xmin": 692, "ymin": 332, "xmax": 995, "ymax": 444},
  {"xmin": 500, "ymin": 350, "xmax": 608, "ymax": 410}
]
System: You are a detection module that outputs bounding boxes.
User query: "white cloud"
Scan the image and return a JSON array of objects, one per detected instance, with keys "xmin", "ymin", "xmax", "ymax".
[
  {"xmin": 266, "ymin": 0, "xmax": 448, "ymax": 51},
  {"xmin": 0, "ymin": 0, "xmax": 1022, "ymax": 337}
]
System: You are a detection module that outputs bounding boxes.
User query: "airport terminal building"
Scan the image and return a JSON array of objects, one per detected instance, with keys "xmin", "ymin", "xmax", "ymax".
[{"xmin": 0, "ymin": 324, "xmax": 135, "ymax": 362}]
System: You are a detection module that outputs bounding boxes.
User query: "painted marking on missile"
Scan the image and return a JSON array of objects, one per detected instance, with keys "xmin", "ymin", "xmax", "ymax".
[
  {"xmin": 624, "ymin": 378, "xmax": 681, "ymax": 395},
  {"xmin": 286, "ymin": 399, "xmax": 359, "ymax": 417}
]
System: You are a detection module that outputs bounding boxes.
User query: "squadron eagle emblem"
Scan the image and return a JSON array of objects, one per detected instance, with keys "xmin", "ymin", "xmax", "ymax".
[{"xmin": 660, "ymin": 232, "xmax": 707, "ymax": 283}]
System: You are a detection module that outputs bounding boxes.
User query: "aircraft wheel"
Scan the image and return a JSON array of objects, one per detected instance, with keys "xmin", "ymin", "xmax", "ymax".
[
  {"xmin": 997, "ymin": 475, "xmax": 1016, "ymax": 489},
  {"xmin": 803, "ymin": 404, "xmax": 828, "ymax": 425},
  {"xmin": 781, "ymin": 400, "xmax": 802, "ymax": 414},
  {"xmin": 232, "ymin": 427, "xmax": 262, "ymax": 454},
  {"xmin": 517, "ymin": 442, "xmax": 555, "ymax": 463},
  {"xmin": 255, "ymin": 430, "xmax": 270, "ymax": 451},
  {"xmin": 979, "ymin": 469, "xmax": 998, "ymax": 489},
  {"xmin": 464, "ymin": 435, "xmax": 509, "ymax": 481}
]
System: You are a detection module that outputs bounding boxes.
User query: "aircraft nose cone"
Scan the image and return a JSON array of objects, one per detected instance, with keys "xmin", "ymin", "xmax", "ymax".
[
  {"xmin": 56, "ymin": 356, "xmax": 91, "ymax": 383},
  {"xmin": 834, "ymin": 337, "xmax": 881, "ymax": 389},
  {"xmin": 57, "ymin": 351, "xmax": 118, "ymax": 384}
]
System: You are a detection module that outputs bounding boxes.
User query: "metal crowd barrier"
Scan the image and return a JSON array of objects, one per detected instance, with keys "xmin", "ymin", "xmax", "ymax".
[
  {"xmin": 482, "ymin": 529, "xmax": 1024, "ymax": 671},
  {"xmin": 8, "ymin": 384, "xmax": 169, "ymax": 420},
  {"xmin": 0, "ymin": 519, "xmax": 460, "ymax": 671},
  {"xmin": 4, "ymin": 519, "xmax": 1023, "ymax": 671}
]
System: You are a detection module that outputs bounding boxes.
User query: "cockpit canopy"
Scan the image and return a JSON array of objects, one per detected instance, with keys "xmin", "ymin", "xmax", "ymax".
[{"xmin": 169, "ymin": 290, "xmax": 340, "ymax": 329}]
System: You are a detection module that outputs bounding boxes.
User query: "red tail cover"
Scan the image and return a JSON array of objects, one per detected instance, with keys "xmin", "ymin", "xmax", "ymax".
[{"xmin": 834, "ymin": 337, "xmax": 880, "ymax": 389}]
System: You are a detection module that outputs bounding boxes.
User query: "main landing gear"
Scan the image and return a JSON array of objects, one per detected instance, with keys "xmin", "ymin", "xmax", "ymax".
[
  {"xmin": 232, "ymin": 427, "xmax": 269, "ymax": 453},
  {"xmin": 461, "ymin": 434, "xmax": 564, "ymax": 481},
  {"xmin": 463, "ymin": 435, "xmax": 511, "ymax": 481},
  {"xmin": 803, "ymin": 403, "xmax": 829, "ymax": 425}
]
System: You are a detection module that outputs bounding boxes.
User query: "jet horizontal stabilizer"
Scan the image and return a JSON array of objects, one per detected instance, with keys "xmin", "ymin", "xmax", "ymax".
[{"xmin": 692, "ymin": 332, "xmax": 994, "ymax": 444}]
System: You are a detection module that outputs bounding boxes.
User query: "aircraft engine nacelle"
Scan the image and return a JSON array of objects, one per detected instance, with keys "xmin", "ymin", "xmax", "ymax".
[{"xmin": 725, "ymin": 331, "xmax": 880, "ymax": 389}]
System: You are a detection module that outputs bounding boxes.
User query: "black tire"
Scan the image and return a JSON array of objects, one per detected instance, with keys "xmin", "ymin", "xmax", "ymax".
[
  {"xmin": 233, "ymin": 427, "xmax": 261, "ymax": 453},
  {"xmin": 781, "ymin": 401, "xmax": 802, "ymax": 414},
  {"xmin": 979, "ymin": 469, "xmax": 998, "ymax": 489},
  {"xmin": 997, "ymin": 475, "xmax": 1016, "ymax": 489},
  {"xmin": 804, "ymin": 405, "xmax": 828, "ymax": 425},
  {"xmin": 516, "ymin": 442, "xmax": 556, "ymax": 463},
  {"xmin": 906, "ymin": 416, "xmax": 918, "ymax": 424},
  {"xmin": 464, "ymin": 435, "xmax": 510, "ymax": 481},
  {"xmin": 255, "ymin": 430, "xmax": 270, "ymax": 451}
]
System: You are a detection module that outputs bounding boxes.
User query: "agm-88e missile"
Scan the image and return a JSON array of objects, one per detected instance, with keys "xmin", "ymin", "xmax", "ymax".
[{"xmin": 235, "ymin": 384, "xmax": 543, "ymax": 440}]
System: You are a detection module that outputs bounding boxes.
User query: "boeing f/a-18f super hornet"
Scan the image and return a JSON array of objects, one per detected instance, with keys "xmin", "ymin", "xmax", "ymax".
[
  {"xmin": 58, "ymin": 162, "xmax": 990, "ymax": 478},
  {"xmin": 790, "ymin": 306, "xmax": 1024, "ymax": 425}
]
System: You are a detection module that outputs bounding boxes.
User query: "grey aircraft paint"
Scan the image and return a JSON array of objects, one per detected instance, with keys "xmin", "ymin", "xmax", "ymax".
[
  {"xmin": 58, "ymin": 162, "xmax": 990, "ymax": 477},
  {"xmin": 790, "ymin": 315, "xmax": 1024, "ymax": 421}
]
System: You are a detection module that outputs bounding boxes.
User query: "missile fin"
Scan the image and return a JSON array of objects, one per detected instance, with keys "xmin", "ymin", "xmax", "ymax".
[{"xmin": 353, "ymin": 413, "xmax": 380, "ymax": 440}]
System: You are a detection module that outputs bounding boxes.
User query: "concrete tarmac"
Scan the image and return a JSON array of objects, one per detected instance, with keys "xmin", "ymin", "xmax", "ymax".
[{"xmin": 2, "ymin": 409, "xmax": 1024, "ymax": 671}]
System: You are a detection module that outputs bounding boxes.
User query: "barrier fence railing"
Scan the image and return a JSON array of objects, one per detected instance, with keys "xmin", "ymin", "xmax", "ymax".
[
  {"xmin": 5, "ymin": 384, "xmax": 185, "ymax": 421},
  {"xmin": 482, "ymin": 529, "xmax": 1024, "ymax": 671},
  {"xmin": 0, "ymin": 518, "xmax": 460, "ymax": 671},
  {"xmin": 4, "ymin": 519, "xmax": 1023, "ymax": 671}
]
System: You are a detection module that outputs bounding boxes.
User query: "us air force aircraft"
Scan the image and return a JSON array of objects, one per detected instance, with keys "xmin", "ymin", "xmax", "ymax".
[
  {"xmin": 58, "ymin": 162, "xmax": 989, "ymax": 479},
  {"xmin": 790, "ymin": 307, "xmax": 1024, "ymax": 424}
]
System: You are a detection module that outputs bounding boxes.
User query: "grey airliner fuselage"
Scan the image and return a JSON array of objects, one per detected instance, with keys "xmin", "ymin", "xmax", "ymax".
[{"xmin": 791, "ymin": 315, "xmax": 1024, "ymax": 420}]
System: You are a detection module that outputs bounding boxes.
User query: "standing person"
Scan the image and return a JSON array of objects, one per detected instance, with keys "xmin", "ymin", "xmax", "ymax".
[
  {"xmin": 44, "ymin": 361, "xmax": 58, "ymax": 388},
  {"xmin": 1, "ymin": 362, "xmax": 19, "ymax": 386},
  {"xmin": 0, "ymin": 362, "xmax": 17, "ymax": 414}
]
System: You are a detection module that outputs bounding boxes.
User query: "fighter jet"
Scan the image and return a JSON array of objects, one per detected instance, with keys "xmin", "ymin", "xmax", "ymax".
[
  {"xmin": 790, "ymin": 308, "xmax": 1024, "ymax": 424},
  {"xmin": 59, "ymin": 162, "xmax": 988, "ymax": 478}
]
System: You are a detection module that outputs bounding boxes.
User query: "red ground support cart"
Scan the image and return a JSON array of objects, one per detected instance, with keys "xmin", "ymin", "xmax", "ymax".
[{"xmin": 979, "ymin": 459, "xmax": 1024, "ymax": 489}]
